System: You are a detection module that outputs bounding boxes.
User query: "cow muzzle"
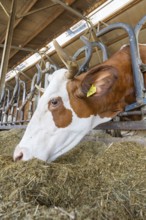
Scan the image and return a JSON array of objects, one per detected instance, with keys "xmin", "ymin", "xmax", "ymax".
[{"xmin": 13, "ymin": 145, "xmax": 32, "ymax": 161}]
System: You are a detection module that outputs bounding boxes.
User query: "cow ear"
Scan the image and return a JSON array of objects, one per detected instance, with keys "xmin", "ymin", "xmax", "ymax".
[{"xmin": 78, "ymin": 65, "xmax": 118, "ymax": 98}]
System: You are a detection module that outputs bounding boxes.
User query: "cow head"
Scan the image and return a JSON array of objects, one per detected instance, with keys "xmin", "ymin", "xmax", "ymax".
[{"xmin": 13, "ymin": 40, "xmax": 120, "ymax": 162}]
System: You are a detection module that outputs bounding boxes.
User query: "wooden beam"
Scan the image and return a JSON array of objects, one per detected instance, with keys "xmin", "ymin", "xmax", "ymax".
[
  {"xmin": 0, "ymin": 0, "xmax": 17, "ymax": 100},
  {"xmin": 0, "ymin": 0, "xmax": 38, "ymax": 43},
  {"xmin": 0, "ymin": 43, "xmax": 36, "ymax": 52},
  {"xmin": 6, "ymin": 0, "xmax": 144, "ymax": 83},
  {"xmin": 17, "ymin": 3, "xmax": 58, "ymax": 19},
  {"xmin": 0, "ymin": 2, "xmax": 9, "ymax": 18},
  {"xmin": 8, "ymin": 2, "xmax": 75, "ymax": 60},
  {"xmin": 52, "ymin": 0, "xmax": 87, "ymax": 21}
]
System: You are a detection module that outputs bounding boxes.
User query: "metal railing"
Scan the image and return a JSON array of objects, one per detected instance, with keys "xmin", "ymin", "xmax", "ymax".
[{"xmin": 0, "ymin": 15, "xmax": 146, "ymax": 130}]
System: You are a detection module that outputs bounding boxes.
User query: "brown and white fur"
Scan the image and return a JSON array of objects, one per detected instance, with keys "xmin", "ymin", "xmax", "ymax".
[{"xmin": 13, "ymin": 43, "xmax": 146, "ymax": 162}]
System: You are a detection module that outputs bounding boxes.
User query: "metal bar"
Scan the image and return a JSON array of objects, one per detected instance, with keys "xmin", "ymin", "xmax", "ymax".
[
  {"xmin": 73, "ymin": 39, "xmax": 108, "ymax": 75},
  {"xmin": 15, "ymin": 67, "xmax": 32, "ymax": 80},
  {"xmin": 17, "ymin": 3, "xmax": 58, "ymax": 19},
  {"xmin": 19, "ymin": 64, "xmax": 43, "ymax": 111},
  {"xmin": 13, "ymin": 81, "xmax": 20, "ymax": 123},
  {"xmin": 135, "ymin": 15, "xmax": 146, "ymax": 42},
  {"xmin": 134, "ymin": 15, "xmax": 146, "ymax": 69},
  {"xmin": 43, "ymin": 53, "xmax": 59, "ymax": 69},
  {"xmin": 95, "ymin": 120, "xmax": 146, "ymax": 130},
  {"xmin": 0, "ymin": 43, "xmax": 36, "ymax": 52},
  {"xmin": 5, "ymin": 83, "xmax": 14, "ymax": 89},
  {"xmin": 77, "ymin": 36, "xmax": 92, "ymax": 74},
  {"xmin": 0, "ymin": 125, "xmax": 27, "ymax": 130},
  {"xmin": 92, "ymin": 41, "xmax": 108, "ymax": 61},
  {"xmin": 52, "ymin": 0, "xmax": 87, "ymax": 21},
  {"xmin": 1, "ymin": 119, "xmax": 30, "ymax": 124},
  {"xmin": 5, "ymin": 76, "xmax": 19, "ymax": 114},
  {"xmin": 125, "ymin": 97, "xmax": 146, "ymax": 111},
  {"xmin": 1, "ymin": 120, "xmax": 146, "ymax": 131},
  {"xmin": 118, "ymin": 110, "xmax": 145, "ymax": 116},
  {"xmin": 0, "ymin": 2, "xmax": 9, "ymax": 17},
  {"xmin": 96, "ymin": 22, "xmax": 144, "ymax": 105},
  {"xmin": 17, "ymin": 80, "xmax": 26, "ymax": 121},
  {"xmin": 0, "ymin": 0, "xmax": 17, "ymax": 100},
  {"xmin": 2, "ymin": 88, "xmax": 10, "ymax": 124}
]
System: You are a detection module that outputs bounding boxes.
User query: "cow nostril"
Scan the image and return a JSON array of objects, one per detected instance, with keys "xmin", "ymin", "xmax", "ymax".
[{"xmin": 15, "ymin": 152, "xmax": 23, "ymax": 161}]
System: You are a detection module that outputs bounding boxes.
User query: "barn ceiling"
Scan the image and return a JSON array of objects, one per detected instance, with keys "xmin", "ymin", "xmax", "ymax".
[
  {"xmin": 1, "ymin": 0, "xmax": 146, "ymax": 92},
  {"xmin": 0, "ymin": 0, "xmax": 106, "ymax": 69}
]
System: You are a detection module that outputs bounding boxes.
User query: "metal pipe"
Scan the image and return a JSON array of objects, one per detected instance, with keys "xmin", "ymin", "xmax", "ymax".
[
  {"xmin": 92, "ymin": 41, "xmax": 108, "ymax": 61},
  {"xmin": 0, "ymin": 88, "xmax": 10, "ymax": 123},
  {"xmin": 95, "ymin": 120, "xmax": 146, "ymax": 131},
  {"xmin": 43, "ymin": 53, "xmax": 59, "ymax": 69},
  {"xmin": 76, "ymin": 36, "xmax": 93, "ymax": 74},
  {"xmin": 15, "ymin": 80, "xmax": 26, "ymax": 122},
  {"xmin": 5, "ymin": 89, "xmax": 10, "ymax": 108},
  {"xmin": 119, "ymin": 110, "xmax": 146, "ymax": 116},
  {"xmin": 5, "ymin": 76, "xmax": 19, "ymax": 114},
  {"xmin": 73, "ymin": 38, "xmax": 108, "ymax": 75},
  {"xmin": 36, "ymin": 64, "xmax": 43, "ymax": 84},
  {"xmin": 0, "ymin": 0, "xmax": 17, "ymax": 100},
  {"xmin": 1, "ymin": 120, "xmax": 29, "ymax": 125},
  {"xmin": 20, "ymin": 80, "xmax": 26, "ymax": 104},
  {"xmin": 134, "ymin": 15, "xmax": 146, "ymax": 42},
  {"xmin": 134, "ymin": 15, "xmax": 146, "ymax": 71},
  {"xmin": 26, "ymin": 65, "xmax": 42, "ymax": 119},
  {"xmin": 5, "ymin": 83, "xmax": 14, "ymax": 89},
  {"xmin": 19, "ymin": 64, "xmax": 43, "ymax": 111},
  {"xmin": 0, "ymin": 124, "xmax": 27, "ymax": 130},
  {"xmin": 1, "ymin": 89, "xmax": 7, "ymax": 124},
  {"xmin": 13, "ymin": 81, "xmax": 20, "ymax": 122},
  {"xmin": 15, "ymin": 67, "xmax": 32, "ymax": 80},
  {"xmin": 96, "ymin": 22, "xmax": 144, "ymax": 105}
]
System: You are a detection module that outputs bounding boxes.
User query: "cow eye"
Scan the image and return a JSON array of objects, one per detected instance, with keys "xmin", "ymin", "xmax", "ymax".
[{"xmin": 48, "ymin": 97, "xmax": 61, "ymax": 110}]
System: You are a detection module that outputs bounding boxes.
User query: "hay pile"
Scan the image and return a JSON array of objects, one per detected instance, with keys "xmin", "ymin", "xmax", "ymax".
[{"xmin": 0, "ymin": 129, "xmax": 146, "ymax": 219}]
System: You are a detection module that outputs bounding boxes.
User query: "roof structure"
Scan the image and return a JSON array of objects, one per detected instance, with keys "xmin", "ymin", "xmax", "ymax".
[
  {"xmin": 0, "ymin": 0, "xmax": 146, "ymax": 92},
  {"xmin": 0, "ymin": 0, "xmax": 106, "ymax": 69},
  {"xmin": 0, "ymin": 0, "xmax": 146, "ymax": 130}
]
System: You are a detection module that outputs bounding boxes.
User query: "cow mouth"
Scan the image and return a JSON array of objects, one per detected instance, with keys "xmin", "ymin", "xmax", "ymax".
[{"xmin": 14, "ymin": 152, "xmax": 23, "ymax": 161}]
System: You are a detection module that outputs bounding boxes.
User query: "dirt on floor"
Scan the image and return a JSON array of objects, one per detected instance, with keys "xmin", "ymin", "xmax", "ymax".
[{"xmin": 0, "ymin": 129, "xmax": 146, "ymax": 220}]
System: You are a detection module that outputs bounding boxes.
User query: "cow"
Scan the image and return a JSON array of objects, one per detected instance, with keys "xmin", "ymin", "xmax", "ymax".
[{"xmin": 13, "ymin": 41, "xmax": 146, "ymax": 162}]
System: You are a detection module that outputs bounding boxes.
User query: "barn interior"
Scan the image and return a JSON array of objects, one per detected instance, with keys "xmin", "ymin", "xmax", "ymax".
[
  {"xmin": 0, "ymin": 0, "xmax": 146, "ymax": 130},
  {"xmin": 1, "ymin": 1, "xmax": 146, "ymax": 219}
]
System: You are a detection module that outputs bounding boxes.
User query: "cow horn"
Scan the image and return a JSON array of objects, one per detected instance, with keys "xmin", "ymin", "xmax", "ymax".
[
  {"xmin": 35, "ymin": 84, "xmax": 45, "ymax": 93},
  {"xmin": 53, "ymin": 39, "xmax": 79, "ymax": 79}
]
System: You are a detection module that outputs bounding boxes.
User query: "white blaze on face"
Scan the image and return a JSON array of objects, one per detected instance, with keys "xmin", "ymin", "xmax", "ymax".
[{"xmin": 13, "ymin": 69, "xmax": 111, "ymax": 162}]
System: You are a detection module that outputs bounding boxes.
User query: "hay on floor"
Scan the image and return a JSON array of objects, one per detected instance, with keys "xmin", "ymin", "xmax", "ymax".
[{"xmin": 0, "ymin": 129, "xmax": 146, "ymax": 219}]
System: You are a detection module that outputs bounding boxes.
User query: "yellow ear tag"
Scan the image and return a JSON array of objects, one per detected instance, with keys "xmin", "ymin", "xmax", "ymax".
[{"xmin": 87, "ymin": 84, "xmax": 96, "ymax": 97}]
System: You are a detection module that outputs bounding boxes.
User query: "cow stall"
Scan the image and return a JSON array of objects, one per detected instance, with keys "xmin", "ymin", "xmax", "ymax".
[
  {"xmin": 0, "ymin": 0, "xmax": 146, "ymax": 219},
  {"xmin": 1, "ymin": 14, "xmax": 146, "ymax": 131}
]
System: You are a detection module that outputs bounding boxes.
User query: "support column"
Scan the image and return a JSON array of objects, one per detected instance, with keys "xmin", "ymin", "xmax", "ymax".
[{"xmin": 0, "ymin": 0, "xmax": 17, "ymax": 100}]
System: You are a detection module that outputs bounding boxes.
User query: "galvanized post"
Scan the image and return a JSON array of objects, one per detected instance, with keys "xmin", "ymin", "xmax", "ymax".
[
  {"xmin": 96, "ymin": 22, "xmax": 144, "ymax": 105},
  {"xmin": 0, "ymin": 0, "xmax": 17, "ymax": 100}
]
